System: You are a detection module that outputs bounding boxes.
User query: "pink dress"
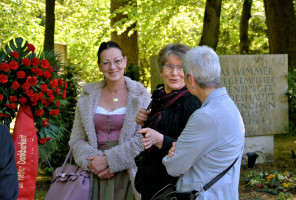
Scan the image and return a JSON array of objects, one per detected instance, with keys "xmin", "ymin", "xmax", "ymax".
[{"xmin": 92, "ymin": 106, "xmax": 134, "ymax": 200}]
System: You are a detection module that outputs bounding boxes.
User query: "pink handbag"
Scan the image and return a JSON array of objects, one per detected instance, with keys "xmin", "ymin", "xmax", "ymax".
[{"xmin": 45, "ymin": 139, "xmax": 91, "ymax": 200}]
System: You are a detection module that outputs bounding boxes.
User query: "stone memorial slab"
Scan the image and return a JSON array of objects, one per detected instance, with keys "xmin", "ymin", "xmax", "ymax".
[{"xmin": 220, "ymin": 55, "xmax": 288, "ymax": 137}]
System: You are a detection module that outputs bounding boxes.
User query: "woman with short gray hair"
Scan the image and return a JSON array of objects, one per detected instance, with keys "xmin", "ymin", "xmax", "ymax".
[
  {"xmin": 162, "ymin": 46, "xmax": 245, "ymax": 199},
  {"xmin": 135, "ymin": 44, "xmax": 202, "ymax": 200}
]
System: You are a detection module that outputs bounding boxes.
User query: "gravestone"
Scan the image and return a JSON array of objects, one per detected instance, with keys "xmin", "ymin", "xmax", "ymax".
[
  {"xmin": 54, "ymin": 43, "xmax": 68, "ymax": 65},
  {"xmin": 220, "ymin": 55, "xmax": 288, "ymax": 164},
  {"xmin": 150, "ymin": 54, "xmax": 289, "ymax": 164}
]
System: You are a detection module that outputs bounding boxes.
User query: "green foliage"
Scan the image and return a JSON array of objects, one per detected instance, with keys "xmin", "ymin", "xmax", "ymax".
[
  {"xmin": 285, "ymin": 71, "xmax": 296, "ymax": 136},
  {"xmin": 217, "ymin": 0, "xmax": 268, "ymax": 55},
  {"xmin": 1, "ymin": 0, "xmax": 270, "ymax": 85},
  {"xmin": 125, "ymin": 62, "xmax": 149, "ymax": 87},
  {"xmin": 0, "ymin": 0, "xmax": 45, "ymax": 49}
]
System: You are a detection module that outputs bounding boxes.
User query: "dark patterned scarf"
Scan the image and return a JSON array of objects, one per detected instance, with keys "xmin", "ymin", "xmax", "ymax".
[{"xmin": 144, "ymin": 84, "xmax": 189, "ymax": 129}]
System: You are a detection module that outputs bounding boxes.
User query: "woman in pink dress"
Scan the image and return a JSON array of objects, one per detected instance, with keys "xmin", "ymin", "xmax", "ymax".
[{"xmin": 69, "ymin": 41, "xmax": 151, "ymax": 200}]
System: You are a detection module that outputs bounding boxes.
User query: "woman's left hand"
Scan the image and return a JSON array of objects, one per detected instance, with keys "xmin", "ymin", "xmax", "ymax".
[
  {"xmin": 168, "ymin": 142, "xmax": 176, "ymax": 158},
  {"xmin": 86, "ymin": 155, "xmax": 108, "ymax": 174},
  {"xmin": 138, "ymin": 128, "xmax": 164, "ymax": 149},
  {"xmin": 97, "ymin": 168, "xmax": 114, "ymax": 179}
]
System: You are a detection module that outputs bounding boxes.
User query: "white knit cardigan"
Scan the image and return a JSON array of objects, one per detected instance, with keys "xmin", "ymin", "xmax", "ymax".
[{"xmin": 69, "ymin": 76, "xmax": 151, "ymax": 199}]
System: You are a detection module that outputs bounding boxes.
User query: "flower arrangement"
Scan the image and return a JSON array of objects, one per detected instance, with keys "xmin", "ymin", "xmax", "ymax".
[
  {"xmin": 0, "ymin": 38, "xmax": 68, "ymax": 144},
  {"xmin": 244, "ymin": 170, "xmax": 296, "ymax": 195}
]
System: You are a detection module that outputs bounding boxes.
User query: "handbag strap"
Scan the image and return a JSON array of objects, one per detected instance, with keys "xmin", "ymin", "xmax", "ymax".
[
  {"xmin": 202, "ymin": 156, "xmax": 239, "ymax": 192},
  {"xmin": 61, "ymin": 138, "xmax": 85, "ymax": 172}
]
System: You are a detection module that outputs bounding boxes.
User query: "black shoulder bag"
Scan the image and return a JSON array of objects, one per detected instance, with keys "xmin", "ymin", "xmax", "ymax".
[{"xmin": 151, "ymin": 156, "xmax": 239, "ymax": 200}]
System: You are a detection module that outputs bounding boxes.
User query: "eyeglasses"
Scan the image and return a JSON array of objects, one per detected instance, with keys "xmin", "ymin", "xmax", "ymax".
[
  {"xmin": 163, "ymin": 64, "xmax": 184, "ymax": 73},
  {"xmin": 100, "ymin": 58, "xmax": 124, "ymax": 68}
]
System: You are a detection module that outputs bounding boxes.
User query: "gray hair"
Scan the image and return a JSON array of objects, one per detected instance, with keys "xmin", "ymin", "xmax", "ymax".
[
  {"xmin": 183, "ymin": 46, "xmax": 221, "ymax": 88},
  {"xmin": 157, "ymin": 44, "xmax": 190, "ymax": 72}
]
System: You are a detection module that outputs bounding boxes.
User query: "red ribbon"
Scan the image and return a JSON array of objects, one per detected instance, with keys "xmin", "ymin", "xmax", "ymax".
[{"xmin": 12, "ymin": 104, "xmax": 38, "ymax": 200}]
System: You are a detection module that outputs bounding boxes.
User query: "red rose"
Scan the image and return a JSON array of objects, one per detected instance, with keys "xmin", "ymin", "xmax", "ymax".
[
  {"xmin": 35, "ymin": 109, "xmax": 44, "ymax": 117},
  {"xmin": 31, "ymin": 67, "xmax": 37, "ymax": 74},
  {"xmin": 47, "ymin": 89, "xmax": 54, "ymax": 97},
  {"xmin": 0, "ymin": 74, "xmax": 8, "ymax": 83},
  {"xmin": 50, "ymin": 78, "xmax": 58, "ymax": 88},
  {"xmin": 11, "ymin": 51, "xmax": 19, "ymax": 58},
  {"xmin": 64, "ymin": 82, "xmax": 68, "ymax": 89},
  {"xmin": 27, "ymin": 43, "xmax": 35, "ymax": 53},
  {"xmin": 29, "ymin": 94, "xmax": 39, "ymax": 103},
  {"xmin": 44, "ymin": 102, "xmax": 50, "ymax": 107},
  {"xmin": 62, "ymin": 90, "xmax": 66, "ymax": 99},
  {"xmin": 38, "ymin": 138, "xmax": 46, "ymax": 144},
  {"xmin": 49, "ymin": 109, "xmax": 59, "ymax": 116},
  {"xmin": 26, "ymin": 76, "xmax": 37, "ymax": 86},
  {"xmin": 35, "ymin": 68, "xmax": 43, "ymax": 76},
  {"xmin": 48, "ymin": 66, "xmax": 54, "ymax": 73},
  {"xmin": 48, "ymin": 96, "xmax": 55, "ymax": 103},
  {"xmin": 55, "ymin": 101, "xmax": 60, "ymax": 107},
  {"xmin": 38, "ymin": 92, "xmax": 43, "ymax": 100},
  {"xmin": 9, "ymin": 96, "xmax": 17, "ymax": 102},
  {"xmin": 55, "ymin": 87, "xmax": 60, "ymax": 95},
  {"xmin": 0, "ymin": 94, "xmax": 3, "ymax": 101},
  {"xmin": 54, "ymin": 109, "xmax": 60, "ymax": 116},
  {"xmin": 41, "ymin": 59, "xmax": 50, "ymax": 69},
  {"xmin": 22, "ymin": 82, "xmax": 30, "ymax": 91},
  {"xmin": 49, "ymin": 109, "xmax": 54, "ymax": 115},
  {"xmin": 11, "ymin": 81, "xmax": 20, "ymax": 90},
  {"xmin": 6, "ymin": 103, "xmax": 17, "ymax": 110},
  {"xmin": 0, "ymin": 113, "xmax": 4, "ymax": 117},
  {"xmin": 40, "ymin": 84, "xmax": 48, "ymax": 92},
  {"xmin": 9, "ymin": 61, "xmax": 19, "ymax": 70},
  {"xmin": 58, "ymin": 78, "xmax": 63, "ymax": 86},
  {"xmin": 18, "ymin": 97, "xmax": 27, "ymax": 104},
  {"xmin": 17, "ymin": 71, "xmax": 26, "ymax": 79},
  {"xmin": 31, "ymin": 58, "xmax": 40, "ymax": 66},
  {"xmin": 22, "ymin": 58, "xmax": 31, "ymax": 66},
  {"xmin": 44, "ymin": 71, "xmax": 52, "ymax": 79},
  {"xmin": 0, "ymin": 63, "xmax": 10, "ymax": 72},
  {"xmin": 42, "ymin": 119, "xmax": 49, "ymax": 127},
  {"xmin": 41, "ymin": 98, "xmax": 47, "ymax": 104},
  {"xmin": 25, "ymin": 89, "xmax": 34, "ymax": 97}
]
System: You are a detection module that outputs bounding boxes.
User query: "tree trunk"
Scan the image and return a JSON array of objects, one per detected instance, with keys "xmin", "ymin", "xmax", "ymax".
[
  {"xmin": 199, "ymin": 0, "xmax": 222, "ymax": 50},
  {"xmin": 111, "ymin": 0, "xmax": 139, "ymax": 67},
  {"xmin": 44, "ymin": 0, "xmax": 55, "ymax": 51},
  {"xmin": 264, "ymin": 0, "xmax": 296, "ymax": 71},
  {"xmin": 240, "ymin": 0, "xmax": 253, "ymax": 54}
]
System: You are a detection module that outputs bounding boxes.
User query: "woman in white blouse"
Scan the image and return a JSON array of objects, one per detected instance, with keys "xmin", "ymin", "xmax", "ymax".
[{"xmin": 69, "ymin": 41, "xmax": 151, "ymax": 200}]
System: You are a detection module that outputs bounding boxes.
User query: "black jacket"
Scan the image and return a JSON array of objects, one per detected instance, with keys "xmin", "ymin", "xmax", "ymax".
[
  {"xmin": 138, "ymin": 91, "xmax": 202, "ymax": 200},
  {"xmin": 0, "ymin": 124, "xmax": 19, "ymax": 200}
]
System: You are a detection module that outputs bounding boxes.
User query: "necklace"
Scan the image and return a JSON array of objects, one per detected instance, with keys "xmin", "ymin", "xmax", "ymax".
[{"xmin": 112, "ymin": 98, "xmax": 118, "ymax": 102}]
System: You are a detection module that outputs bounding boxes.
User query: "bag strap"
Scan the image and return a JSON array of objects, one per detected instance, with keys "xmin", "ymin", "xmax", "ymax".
[
  {"xmin": 202, "ymin": 156, "xmax": 239, "ymax": 191},
  {"xmin": 61, "ymin": 138, "xmax": 85, "ymax": 172}
]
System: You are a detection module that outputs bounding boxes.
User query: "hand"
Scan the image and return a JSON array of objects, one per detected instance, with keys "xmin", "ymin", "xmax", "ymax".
[
  {"xmin": 97, "ymin": 168, "xmax": 114, "ymax": 180},
  {"xmin": 138, "ymin": 128, "xmax": 164, "ymax": 149},
  {"xmin": 168, "ymin": 142, "xmax": 176, "ymax": 158},
  {"xmin": 135, "ymin": 108, "xmax": 151, "ymax": 126},
  {"xmin": 86, "ymin": 155, "xmax": 108, "ymax": 174}
]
